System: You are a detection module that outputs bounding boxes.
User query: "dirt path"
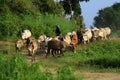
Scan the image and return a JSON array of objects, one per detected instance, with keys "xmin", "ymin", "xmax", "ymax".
[{"xmin": 80, "ymin": 72, "xmax": 120, "ymax": 80}]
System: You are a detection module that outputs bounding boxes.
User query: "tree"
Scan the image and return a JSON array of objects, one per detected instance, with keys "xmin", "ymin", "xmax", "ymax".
[
  {"xmin": 60, "ymin": 0, "xmax": 89, "ymax": 28},
  {"xmin": 94, "ymin": 2, "xmax": 120, "ymax": 32},
  {"xmin": 33, "ymin": 0, "xmax": 64, "ymax": 16},
  {"xmin": 61, "ymin": 0, "xmax": 89, "ymax": 15}
]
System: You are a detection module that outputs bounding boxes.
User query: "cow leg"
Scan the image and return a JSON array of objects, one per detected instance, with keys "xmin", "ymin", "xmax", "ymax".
[
  {"xmin": 87, "ymin": 39, "xmax": 90, "ymax": 44},
  {"xmin": 51, "ymin": 49, "xmax": 55, "ymax": 57},
  {"xmin": 104, "ymin": 35, "xmax": 107, "ymax": 40},
  {"xmin": 84, "ymin": 41, "xmax": 86, "ymax": 44},
  {"xmin": 28, "ymin": 49, "xmax": 32, "ymax": 56},
  {"xmin": 56, "ymin": 50, "xmax": 60, "ymax": 56},
  {"xmin": 72, "ymin": 45, "xmax": 76, "ymax": 53},
  {"xmin": 101, "ymin": 37, "xmax": 103, "ymax": 40},
  {"xmin": 107, "ymin": 35, "xmax": 110, "ymax": 39},
  {"xmin": 46, "ymin": 48, "xmax": 50, "ymax": 58},
  {"xmin": 31, "ymin": 54, "xmax": 35, "ymax": 62},
  {"xmin": 60, "ymin": 49, "xmax": 64, "ymax": 56}
]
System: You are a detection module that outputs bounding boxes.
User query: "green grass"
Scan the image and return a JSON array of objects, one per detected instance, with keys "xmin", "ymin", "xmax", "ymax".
[
  {"xmin": 40, "ymin": 39, "xmax": 120, "ymax": 72},
  {"xmin": 0, "ymin": 39, "xmax": 120, "ymax": 79}
]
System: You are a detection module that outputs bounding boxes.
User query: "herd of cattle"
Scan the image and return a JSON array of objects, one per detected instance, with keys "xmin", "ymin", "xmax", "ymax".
[{"xmin": 15, "ymin": 27, "xmax": 111, "ymax": 58}]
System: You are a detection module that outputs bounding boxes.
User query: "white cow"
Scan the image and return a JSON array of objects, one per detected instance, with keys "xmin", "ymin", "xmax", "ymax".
[
  {"xmin": 15, "ymin": 39, "xmax": 25, "ymax": 51},
  {"xmin": 91, "ymin": 27, "xmax": 100, "ymax": 41},
  {"xmin": 38, "ymin": 35, "xmax": 53, "ymax": 53},
  {"xmin": 21, "ymin": 29, "xmax": 32, "ymax": 39},
  {"xmin": 104, "ymin": 27, "xmax": 111, "ymax": 39},
  {"xmin": 63, "ymin": 32, "xmax": 72, "ymax": 45},
  {"xmin": 38, "ymin": 34, "xmax": 47, "ymax": 43},
  {"xmin": 98, "ymin": 28, "xmax": 106, "ymax": 40},
  {"xmin": 97, "ymin": 27, "xmax": 111, "ymax": 40},
  {"xmin": 83, "ymin": 29, "xmax": 92, "ymax": 44}
]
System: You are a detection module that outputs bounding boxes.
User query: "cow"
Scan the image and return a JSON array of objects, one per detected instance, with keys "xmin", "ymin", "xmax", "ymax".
[
  {"xmin": 15, "ymin": 39, "xmax": 25, "ymax": 52},
  {"xmin": 26, "ymin": 36, "xmax": 38, "ymax": 56},
  {"xmin": 94, "ymin": 27, "xmax": 111, "ymax": 40},
  {"xmin": 46, "ymin": 39, "xmax": 68, "ymax": 57},
  {"xmin": 39, "ymin": 37, "xmax": 53, "ymax": 54},
  {"xmin": 98, "ymin": 28, "xmax": 107, "ymax": 40},
  {"xmin": 63, "ymin": 32, "xmax": 71, "ymax": 44},
  {"xmin": 82, "ymin": 29, "xmax": 92, "ymax": 44},
  {"xmin": 38, "ymin": 34, "xmax": 47, "ymax": 43},
  {"xmin": 38, "ymin": 34, "xmax": 47, "ymax": 49},
  {"xmin": 77, "ymin": 29, "xmax": 89, "ymax": 44},
  {"xmin": 21, "ymin": 29, "xmax": 31, "ymax": 40},
  {"xmin": 27, "ymin": 40, "xmax": 38, "ymax": 56},
  {"xmin": 62, "ymin": 31, "xmax": 78, "ymax": 53},
  {"xmin": 91, "ymin": 27, "xmax": 100, "ymax": 42},
  {"xmin": 104, "ymin": 27, "xmax": 111, "ymax": 39},
  {"xmin": 38, "ymin": 35, "xmax": 61, "ymax": 49},
  {"xmin": 15, "ymin": 29, "xmax": 32, "ymax": 52},
  {"xmin": 70, "ymin": 31, "xmax": 78, "ymax": 53},
  {"xmin": 21, "ymin": 30, "xmax": 38, "ymax": 56}
]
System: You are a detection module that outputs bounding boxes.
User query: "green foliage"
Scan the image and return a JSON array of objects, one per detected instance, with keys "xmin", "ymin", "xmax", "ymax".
[
  {"xmin": 0, "ymin": 0, "xmax": 64, "ymax": 16},
  {"xmin": 0, "ymin": 0, "xmax": 39, "ymax": 14},
  {"xmin": 77, "ymin": 40, "xmax": 120, "ymax": 69},
  {"xmin": 34, "ymin": 0, "xmax": 64, "ymax": 15},
  {"xmin": 94, "ymin": 2, "xmax": 120, "ymax": 33},
  {"xmin": 62, "ymin": 0, "xmax": 88, "ymax": 15},
  {"xmin": 0, "ymin": 0, "xmax": 90, "ymax": 40},
  {"xmin": 0, "ymin": 12, "xmax": 78, "ymax": 40},
  {"xmin": 71, "ymin": 15, "xmax": 85, "ymax": 28},
  {"xmin": 0, "ymin": 53, "xmax": 53, "ymax": 80},
  {"xmin": 57, "ymin": 66, "xmax": 79, "ymax": 80},
  {"xmin": 39, "ymin": 39, "xmax": 120, "ymax": 74},
  {"xmin": 111, "ymin": 30, "xmax": 120, "ymax": 38},
  {"xmin": 0, "ymin": 39, "xmax": 120, "ymax": 79},
  {"xmin": 0, "ymin": 52, "xmax": 81, "ymax": 80}
]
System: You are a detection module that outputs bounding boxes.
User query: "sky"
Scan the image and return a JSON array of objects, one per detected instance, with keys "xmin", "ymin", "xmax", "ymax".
[{"xmin": 80, "ymin": 0, "xmax": 120, "ymax": 28}]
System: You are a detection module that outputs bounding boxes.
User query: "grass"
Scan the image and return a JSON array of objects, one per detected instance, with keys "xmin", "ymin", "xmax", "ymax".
[
  {"xmin": 0, "ymin": 38, "xmax": 120, "ymax": 79},
  {"xmin": 40, "ymin": 39, "xmax": 120, "ymax": 72}
]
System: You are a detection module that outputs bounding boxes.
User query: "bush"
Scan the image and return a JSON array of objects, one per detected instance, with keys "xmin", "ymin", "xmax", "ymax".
[
  {"xmin": 57, "ymin": 66, "xmax": 80, "ymax": 80},
  {"xmin": 0, "ymin": 53, "xmax": 53, "ymax": 80},
  {"xmin": 0, "ymin": 12, "xmax": 78, "ymax": 40},
  {"xmin": 77, "ymin": 40, "xmax": 120, "ymax": 69}
]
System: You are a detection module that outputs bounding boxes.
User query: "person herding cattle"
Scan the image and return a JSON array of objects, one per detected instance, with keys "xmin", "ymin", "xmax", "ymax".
[{"xmin": 55, "ymin": 25, "xmax": 61, "ymax": 36}]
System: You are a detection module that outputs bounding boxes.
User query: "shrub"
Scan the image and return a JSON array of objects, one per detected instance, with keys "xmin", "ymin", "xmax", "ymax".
[
  {"xmin": 57, "ymin": 66, "xmax": 80, "ymax": 80},
  {"xmin": 0, "ymin": 53, "xmax": 53, "ymax": 80},
  {"xmin": 0, "ymin": 12, "xmax": 78, "ymax": 40}
]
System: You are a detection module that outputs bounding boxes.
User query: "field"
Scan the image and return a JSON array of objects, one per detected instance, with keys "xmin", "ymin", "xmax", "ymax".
[{"xmin": 0, "ymin": 38, "xmax": 120, "ymax": 80}]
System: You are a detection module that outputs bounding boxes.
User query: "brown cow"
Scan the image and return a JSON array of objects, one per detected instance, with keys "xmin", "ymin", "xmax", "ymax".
[
  {"xmin": 70, "ymin": 33, "xmax": 78, "ymax": 53},
  {"xmin": 27, "ymin": 40, "xmax": 38, "ymax": 56},
  {"xmin": 62, "ymin": 31, "xmax": 78, "ymax": 53},
  {"xmin": 46, "ymin": 39, "xmax": 68, "ymax": 57},
  {"xmin": 26, "ymin": 36, "xmax": 38, "ymax": 56}
]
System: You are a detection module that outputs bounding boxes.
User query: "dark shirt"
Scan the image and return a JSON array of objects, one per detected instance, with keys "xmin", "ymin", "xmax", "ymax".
[{"xmin": 55, "ymin": 26, "xmax": 61, "ymax": 34}]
